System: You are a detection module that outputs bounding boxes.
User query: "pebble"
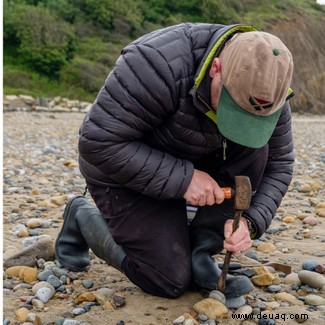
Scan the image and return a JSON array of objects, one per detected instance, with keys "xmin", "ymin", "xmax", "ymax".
[
  {"xmin": 72, "ymin": 307, "xmax": 86, "ymax": 315},
  {"xmin": 302, "ymin": 260, "xmax": 319, "ymax": 271},
  {"xmin": 82, "ymin": 279, "xmax": 94, "ymax": 289},
  {"xmin": 35, "ymin": 287, "xmax": 55, "ymax": 303},
  {"xmin": 252, "ymin": 273, "xmax": 275, "ymax": 287},
  {"xmin": 267, "ymin": 285, "xmax": 282, "ymax": 292},
  {"xmin": 47, "ymin": 275, "xmax": 62, "ymax": 289},
  {"xmin": 62, "ymin": 320, "xmax": 81, "ymax": 325},
  {"xmin": 305, "ymin": 294, "xmax": 325, "ymax": 306},
  {"xmin": 38, "ymin": 269, "xmax": 54, "ymax": 281},
  {"xmin": 256, "ymin": 243, "xmax": 277, "ymax": 253},
  {"xmin": 298, "ymin": 270, "xmax": 325, "ymax": 288},
  {"xmin": 233, "ymin": 305, "xmax": 253, "ymax": 316},
  {"xmin": 225, "ymin": 296, "xmax": 246, "ymax": 309},
  {"xmin": 192, "ymin": 298, "xmax": 228, "ymax": 320},
  {"xmin": 283, "ymin": 272, "xmax": 301, "ymax": 285},
  {"xmin": 208, "ymin": 290, "xmax": 226, "ymax": 304},
  {"xmin": 274, "ymin": 292, "xmax": 304, "ymax": 305},
  {"xmin": 303, "ymin": 216, "xmax": 318, "ymax": 226}
]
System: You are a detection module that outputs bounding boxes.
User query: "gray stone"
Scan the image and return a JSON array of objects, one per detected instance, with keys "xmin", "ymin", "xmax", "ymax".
[{"xmin": 225, "ymin": 295, "xmax": 246, "ymax": 309}]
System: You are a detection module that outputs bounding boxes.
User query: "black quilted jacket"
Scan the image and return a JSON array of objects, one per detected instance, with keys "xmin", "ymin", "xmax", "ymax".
[{"xmin": 79, "ymin": 23, "xmax": 294, "ymax": 238}]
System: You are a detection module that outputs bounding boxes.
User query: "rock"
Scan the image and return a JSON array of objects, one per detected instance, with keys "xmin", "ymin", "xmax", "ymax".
[
  {"xmin": 3, "ymin": 236, "xmax": 55, "ymax": 268},
  {"xmin": 315, "ymin": 264, "xmax": 325, "ymax": 274},
  {"xmin": 298, "ymin": 184, "xmax": 311, "ymax": 193},
  {"xmin": 32, "ymin": 281, "xmax": 55, "ymax": 295},
  {"xmin": 283, "ymin": 273, "xmax": 301, "ymax": 285},
  {"xmin": 173, "ymin": 315, "xmax": 185, "ymax": 324},
  {"xmin": 75, "ymin": 292, "xmax": 96, "ymax": 304},
  {"xmin": 304, "ymin": 294, "xmax": 325, "ymax": 306},
  {"xmin": 316, "ymin": 209, "xmax": 325, "ymax": 218},
  {"xmin": 26, "ymin": 312, "xmax": 42, "ymax": 325},
  {"xmin": 267, "ymin": 285, "xmax": 282, "ymax": 292},
  {"xmin": 209, "ymin": 290, "xmax": 226, "ymax": 304},
  {"xmin": 32, "ymin": 299, "xmax": 45, "ymax": 311},
  {"xmin": 298, "ymin": 270, "xmax": 325, "ymax": 288},
  {"xmin": 36, "ymin": 287, "xmax": 55, "ymax": 303},
  {"xmin": 6, "ymin": 265, "xmax": 27, "ymax": 277},
  {"xmin": 19, "ymin": 267, "xmax": 38, "ymax": 283},
  {"xmin": 192, "ymin": 298, "xmax": 228, "ymax": 320},
  {"xmin": 15, "ymin": 307, "xmax": 29, "ymax": 322},
  {"xmin": 303, "ymin": 216, "xmax": 318, "ymax": 226},
  {"xmin": 256, "ymin": 243, "xmax": 277, "ymax": 253},
  {"xmin": 38, "ymin": 195, "xmax": 67, "ymax": 208},
  {"xmin": 274, "ymin": 292, "xmax": 304, "ymax": 305},
  {"xmin": 252, "ymin": 273, "xmax": 275, "ymax": 286},
  {"xmin": 302, "ymin": 260, "xmax": 319, "ymax": 271},
  {"xmin": 233, "ymin": 305, "xmax": 253, "ymax": 316},
  {"xmin": 225, "ymin": 296, "xmax": 246, "ymax": 309},
  {"xmin": 282, "ymin": 216, "xmax": 295, "ymax": 223}
]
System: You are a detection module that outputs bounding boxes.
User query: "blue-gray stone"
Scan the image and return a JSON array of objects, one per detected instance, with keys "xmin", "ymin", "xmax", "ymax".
[
  {"xmin": 52, "ymin": 267, "xmax": 68, "ymax": 277},
  {"xmin": 225, "ymin": 296, "xmax": 246, "ymax": 309},
  {"xmin": 38, "ymin": 269, "xmax": 54, "ymax": 281},
  {"xmin": 62, "ymin": 320, "xmax": 81, "ymax": 325},
  {"xmin": 60, "ymin": 275, "xmax": 67, "ymax": 284},
  {"xmin": 84, "ymin": 302, "xmax": 96, "ymax": 312},
  {"xmin": 266, "ymin": 227, "xmax": 280, "ymax": 234},
  {"xmin": 55, "ymin": 319, "xmax": 65, "ymax": 325},
  {"xmin": 244, "ymin": 250, "xmax": 260, "ymax": 260},
  {"xmin": 267, "ymin": 285, "xmax": 282, "ymax": 293},
  {"xmin": 302, "ymin": 260, "xmax": 319, "ymax": 271},
  {"xmin": 72, "ymin": 307, "xmax": 86, "ymax": 316},
  {"xmin": 82, "ymin": 279, "xmax": 94, "ymax": 289},
  {"xmin": 47, "ymin": 275, "xmax": 62, "ymax": 289},
  {"xmin": 198, "ymin": 314, "xmax": 208, "ymax": 321},
  {"xmin": 3, "ymin": 319, "xmax": 10, "ymax": 325}
]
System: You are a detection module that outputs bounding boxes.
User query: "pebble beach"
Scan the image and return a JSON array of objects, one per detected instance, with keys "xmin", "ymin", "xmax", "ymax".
[{"xmin": 3, "ymin": 111, "xmax": 325, "ymax": 325}]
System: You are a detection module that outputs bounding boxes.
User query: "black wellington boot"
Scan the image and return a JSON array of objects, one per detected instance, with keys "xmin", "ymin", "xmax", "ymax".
[
  {"xmin": 191, "ymin": 227, "xmax": 253, "ymax": 298},
  {"xmin": 55, "ymin": 196, "xmax": 126, "ymax": 272}
]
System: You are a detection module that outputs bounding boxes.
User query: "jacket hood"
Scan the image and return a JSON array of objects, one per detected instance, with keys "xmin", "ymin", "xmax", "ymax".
[{"xmin": 190, "ymin": 24, "xmax": 258, "ymax": 123}]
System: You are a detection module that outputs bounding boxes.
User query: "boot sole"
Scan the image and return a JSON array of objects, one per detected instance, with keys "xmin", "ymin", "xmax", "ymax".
[{"xmin": 55, "ymin": 196, "xmax": 89, "ymax": 272}]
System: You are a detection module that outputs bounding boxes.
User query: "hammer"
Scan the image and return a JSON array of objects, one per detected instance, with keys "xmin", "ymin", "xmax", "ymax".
[{"xmin": 217, "ymin": 175, "xmax": 252, "ymax": 293}]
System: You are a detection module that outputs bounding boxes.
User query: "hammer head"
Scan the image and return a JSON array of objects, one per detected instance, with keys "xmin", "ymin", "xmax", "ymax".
[{"xmin": 234, "ymin": 176, "xmax": 252, "ymax": 210}]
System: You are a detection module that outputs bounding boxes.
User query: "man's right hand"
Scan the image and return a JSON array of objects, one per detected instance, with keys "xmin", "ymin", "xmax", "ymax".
[{"xmin": 183, "ymin": 169, "xmax": 225, "ymax": 206}]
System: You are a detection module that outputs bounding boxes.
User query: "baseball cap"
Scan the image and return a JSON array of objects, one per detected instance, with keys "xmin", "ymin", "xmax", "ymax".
[{"xmin": 217, "ymin": 31, "xmax": 294, "ymax": 148}]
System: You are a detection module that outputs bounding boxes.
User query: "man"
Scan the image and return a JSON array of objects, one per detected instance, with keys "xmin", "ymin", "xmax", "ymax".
[{"xmin": 55, "ymin": 23, "xmax": 294, "ymax": 299}]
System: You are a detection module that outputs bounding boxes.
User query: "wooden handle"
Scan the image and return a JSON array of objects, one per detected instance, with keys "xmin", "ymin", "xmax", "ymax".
[{"xmin": 217, "ymin": 210, "xmax": 242, "ymax": 292}]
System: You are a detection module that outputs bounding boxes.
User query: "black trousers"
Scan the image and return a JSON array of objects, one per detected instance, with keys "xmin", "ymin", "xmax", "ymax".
[{"xmin": 86, "ymin": 141, "xmax": 268, "ymax": 298}]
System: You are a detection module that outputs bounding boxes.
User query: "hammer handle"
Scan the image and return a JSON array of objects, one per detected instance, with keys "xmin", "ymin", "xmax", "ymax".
[
  {"xmin": 217, "ymin": 210, "xmax": 242, "ymax": 292},
  {"xmin": 221, "ymin": 187, "xmax": 234, "ymax": 199}
]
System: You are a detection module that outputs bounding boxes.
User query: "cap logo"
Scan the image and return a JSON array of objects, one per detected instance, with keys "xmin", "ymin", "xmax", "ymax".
[{"xmin": 249, "ymin": 96, "xmax": 273, "ymax": 111}]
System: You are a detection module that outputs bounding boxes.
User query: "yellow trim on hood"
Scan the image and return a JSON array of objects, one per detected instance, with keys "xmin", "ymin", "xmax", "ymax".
[{"xmin": 194, "ymin": 25, "xmax": 258, "ymax": 90}]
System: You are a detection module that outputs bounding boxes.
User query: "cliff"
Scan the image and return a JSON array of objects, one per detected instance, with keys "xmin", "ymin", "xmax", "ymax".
[{"xmin": 265, "ymin": 14, "xmax": 325, "ymax": 114}]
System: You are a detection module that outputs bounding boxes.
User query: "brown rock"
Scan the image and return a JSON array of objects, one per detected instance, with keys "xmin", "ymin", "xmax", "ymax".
[
  {"xmin": 19, "ymin": 267, "xmax": 38, "ymax": 283},
  {"xmin": 15, "ymin": 307, "xmax": 29, "ymax": 322},
  {"xmin": 252, "ymin": 273, "xmax": 275, "ymax": 286},
  {"xmin": 5, "ymin": 266, "xmax": 26, "ymax": 277},
  {"xmin": 316, "ymin": 208, "xmax": 325, "ymax": 218},
  {"xmin": 75, "ymin": 292, "xmax": 96, "ymax": 304},
  {"xmin": 193, "ymin": 298, "xmax": 228, "ymax": 320},
  {"xmin": 274, "ymin": 292, "xmax": 304, "ymax": 306},
  {"xmin": 256, "ymin": 243, "xmax": 277, "ymax": 253},
  {"xmin": 302, "ymin": 216, "xmax": 318, "ymax": 226},
  {"xmin": 282, "ymin": 216, "xmax": 295, "ymax": 223}
]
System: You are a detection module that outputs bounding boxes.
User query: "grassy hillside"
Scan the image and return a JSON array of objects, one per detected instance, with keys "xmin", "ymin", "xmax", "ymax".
[{"xmin": 4, "ymin": 0, "xmax": 324, "ymax": 102}]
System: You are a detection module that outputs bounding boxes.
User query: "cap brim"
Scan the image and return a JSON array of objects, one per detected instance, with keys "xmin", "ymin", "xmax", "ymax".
[{"xmin": 216, "ymin": 87, "xmax": 282, "ymax": 148}]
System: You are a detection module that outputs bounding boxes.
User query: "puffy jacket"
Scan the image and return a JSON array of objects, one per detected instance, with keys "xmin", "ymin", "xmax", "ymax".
[{"xmin": 79, "ymin": 23, "xmax": 294, "ymax": 238}]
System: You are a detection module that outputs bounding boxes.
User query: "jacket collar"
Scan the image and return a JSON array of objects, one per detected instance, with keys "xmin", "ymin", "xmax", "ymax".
[{"xmin": 190, "ymin": 24, "xmax": 258, "ymax": 124}]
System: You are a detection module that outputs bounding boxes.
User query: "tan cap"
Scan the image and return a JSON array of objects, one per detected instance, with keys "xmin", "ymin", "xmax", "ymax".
[{"xmin": 217, "ymin": 31, "xmax": 294, "ymax": 148}]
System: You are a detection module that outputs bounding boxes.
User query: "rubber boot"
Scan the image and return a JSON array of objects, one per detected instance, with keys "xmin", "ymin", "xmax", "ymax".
[
  {"xmin": 55, "ymin": 196, "xmax": 126, "ymax": 272},
  {"xmin": 191, "ymin": 227, "xmax": 253, "ymax": 298}
]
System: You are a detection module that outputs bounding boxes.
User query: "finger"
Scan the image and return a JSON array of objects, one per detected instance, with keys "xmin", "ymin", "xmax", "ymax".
[
  {"xmin": 213, "ymin": 186, "xmax": 224, "ymax": 204},
  {"xmin": 206, "ymin": 193, "xmax": 215, "ymax": 206},
  {"xmin": 224, "ymin": 219, "xmax": 233, "ymax": 239},
  {"xmin": 224, "ymin": 237, "xmax": 252, "ymax": 253},
  {"xmin": 224, "ymin": 222, "xmax": 250, "ymax": 245}
]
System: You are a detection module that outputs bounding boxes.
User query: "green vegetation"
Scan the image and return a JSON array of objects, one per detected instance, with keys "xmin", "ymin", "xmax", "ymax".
[{"xmin": 4, "ymin": 0, "xmax": 324, "ymax": 101}]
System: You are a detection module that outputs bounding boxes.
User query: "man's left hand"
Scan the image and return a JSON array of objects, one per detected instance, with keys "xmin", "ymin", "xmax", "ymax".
[{"xmin": 223, "ymin": 217, "xmax": 252, "ymax": 257}]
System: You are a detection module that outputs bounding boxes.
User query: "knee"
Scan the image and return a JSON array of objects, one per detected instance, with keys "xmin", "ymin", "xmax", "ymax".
[{"xmin": 161, "ymin": 267, "xmax": 192, "ymax": 298}]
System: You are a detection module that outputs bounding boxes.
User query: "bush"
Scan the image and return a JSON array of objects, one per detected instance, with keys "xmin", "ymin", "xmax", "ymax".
[{"xmin": 4, "ymin": 2, "xmax": 76, "ymax": 78}]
